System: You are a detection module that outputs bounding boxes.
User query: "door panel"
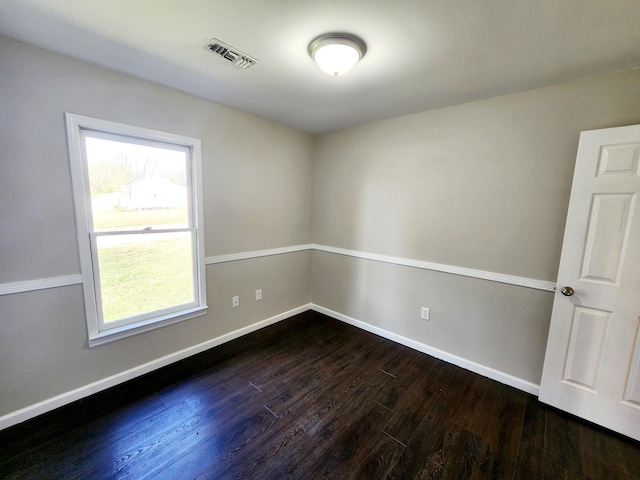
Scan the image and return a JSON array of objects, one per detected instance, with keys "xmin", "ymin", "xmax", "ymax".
[
  {"xmin": 539, "ymin": 124, "xmax": 640, "ymax": 441},
  {"xmin": 580, "ymin": 193, "xmax": 634, "ymax": 284},
  {"xmin": 563, "ymin": 306, "xmax": 610, "ymax": 391},
  {"xmin": 625, "ymin": 320, "xmax": 640, "ymax": 405},
  {"xmin": 597, "ymin": 143, "xmax": 640, "ymax": 176}
]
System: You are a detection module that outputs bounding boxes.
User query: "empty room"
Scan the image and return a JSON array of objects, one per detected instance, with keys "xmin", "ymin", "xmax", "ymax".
[{"xmin": 1, "ymin": 1, "xmax": 639, "ymax": 478}]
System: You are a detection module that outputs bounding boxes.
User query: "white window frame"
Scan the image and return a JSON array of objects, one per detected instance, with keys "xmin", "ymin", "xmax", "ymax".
[{"xmin": 66, "ymin": 113, "xmax": 207, "ymax": 346}]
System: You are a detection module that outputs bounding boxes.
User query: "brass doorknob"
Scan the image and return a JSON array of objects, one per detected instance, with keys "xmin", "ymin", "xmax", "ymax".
[{"xmin": 561, "ymin": 286, "xmax": 574, "ymax": 296}]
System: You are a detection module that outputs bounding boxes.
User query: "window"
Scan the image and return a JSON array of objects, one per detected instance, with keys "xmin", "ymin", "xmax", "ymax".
[{"xmin": 66, "ymin": 113, "xmax": 207, "ymax": 346}]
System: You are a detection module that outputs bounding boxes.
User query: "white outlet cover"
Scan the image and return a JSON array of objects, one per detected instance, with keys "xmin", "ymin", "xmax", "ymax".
[
  {"xmin": 256, "ymin": 289, "xmax": 262, "ymax": 301},
  {"xmin": 421, "ymin": 307, "xmax": 430, "ymax": 320},
  {"xmin": 233, "ymin": 296, "xmax": 239, "ymax": 307}
]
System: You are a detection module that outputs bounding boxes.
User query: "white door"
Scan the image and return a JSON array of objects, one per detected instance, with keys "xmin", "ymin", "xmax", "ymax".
[{"xmin": 539, "ymin": 124, "xmax": 640, "ymax": 441}]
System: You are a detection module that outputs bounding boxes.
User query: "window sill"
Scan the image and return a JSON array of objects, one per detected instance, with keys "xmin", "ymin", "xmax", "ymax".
[{"xmin": 88, "ymin": 306, "xmax": 208, "ymax": 347}]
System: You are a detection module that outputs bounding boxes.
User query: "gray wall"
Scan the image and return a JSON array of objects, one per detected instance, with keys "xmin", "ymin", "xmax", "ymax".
[
  {"xmin": 312, "ymin": 68, "xmax": 640, "ymax": 384},
  {"xmin": 2, "ymin": 32, "xmax": 640, "ymax": 421},
  {"xmin": 0, "ymin": 36, "xmax": 313, "ymax": 417}
]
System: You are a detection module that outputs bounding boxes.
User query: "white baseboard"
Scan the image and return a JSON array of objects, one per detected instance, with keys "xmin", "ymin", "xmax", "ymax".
[
  {"xmin": 0, "ymin": 303, "xmax": 311, "ymax": 431},
  {"xmin": 311, "ymin": 303, "xmax": 540, "ymax": 396}
]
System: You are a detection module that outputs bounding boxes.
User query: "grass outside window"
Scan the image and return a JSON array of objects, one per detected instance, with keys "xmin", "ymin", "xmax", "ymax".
[{"xmin": 94, "ymin": 208, "xmax": 195, "ymax": 322}]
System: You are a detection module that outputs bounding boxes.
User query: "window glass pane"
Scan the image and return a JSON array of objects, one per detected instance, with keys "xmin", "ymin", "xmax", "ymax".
[
  {"xmin": 85, "ymin": 136, "xmax": 189, "ymax": 231},
  {"xmin": 96, "ymin": 232, "xmax": 195, "ymax": 323}
]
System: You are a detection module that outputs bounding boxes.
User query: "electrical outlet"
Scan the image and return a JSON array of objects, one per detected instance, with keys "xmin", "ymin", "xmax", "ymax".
[
  {"xmin": 421, "ymin": 307, "xmax": 430, "ymax": 320},
  {"xmin": 233, "ymin": 296, "xmax": 239, "ymax": 308},
  {"xmin": 256, "ymin": 289, "xmax": 262, "ymax": 301}
]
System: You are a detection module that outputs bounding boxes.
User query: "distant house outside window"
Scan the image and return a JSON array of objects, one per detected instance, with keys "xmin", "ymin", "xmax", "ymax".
[{"xmin": 66, "ymin": 113, "xmax": 207, "ymax": 346}]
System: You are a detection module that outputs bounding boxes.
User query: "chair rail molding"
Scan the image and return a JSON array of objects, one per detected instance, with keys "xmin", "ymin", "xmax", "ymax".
[{"xmin": 0, "ymin": 244, "xmax": 555, "ymax": 296}]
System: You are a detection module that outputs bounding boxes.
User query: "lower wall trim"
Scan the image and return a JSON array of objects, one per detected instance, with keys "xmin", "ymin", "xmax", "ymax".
[
  {"xmin": 0, "ymin": 303, "xmax": 311, "ymax": 432},
  {"xmin": 311, "ymin": 303, "xmax": 541, "ymax": 396}
]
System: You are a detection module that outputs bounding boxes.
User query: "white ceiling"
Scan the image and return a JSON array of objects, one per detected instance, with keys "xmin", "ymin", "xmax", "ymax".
[{"xmin": 1, "ymin": 0, "xmax": 639, "ymax": 134}]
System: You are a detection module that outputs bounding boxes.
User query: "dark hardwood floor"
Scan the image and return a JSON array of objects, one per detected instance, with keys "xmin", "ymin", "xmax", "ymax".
[{"xmin": 1, "ymin": 310, "xmax": 638, "ymax": 479}]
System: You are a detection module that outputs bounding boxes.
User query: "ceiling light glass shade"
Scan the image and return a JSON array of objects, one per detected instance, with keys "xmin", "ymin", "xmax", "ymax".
[{"xmin": 309, "ymin": 33, "xmax": 367, "ymax": 76}]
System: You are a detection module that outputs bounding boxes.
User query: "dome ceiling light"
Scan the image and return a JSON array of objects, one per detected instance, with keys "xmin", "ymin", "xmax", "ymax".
[{"xmin": 308, "ymin": 33, "xmax": 367, "ymax": 76}]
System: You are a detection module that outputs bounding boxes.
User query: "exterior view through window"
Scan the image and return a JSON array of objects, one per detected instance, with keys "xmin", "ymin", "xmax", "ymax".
[
  {"xmin": 66, "ymin": 114, "xmax": 207, "ymax": 345},
  {"xmin": 86, "ymin": 135, "xmax": 194, "ymax": 322}
]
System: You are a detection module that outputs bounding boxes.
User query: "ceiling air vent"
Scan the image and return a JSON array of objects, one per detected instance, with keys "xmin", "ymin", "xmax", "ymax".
[{"xmin": 203, "ymin": 38, "xmax": 258, "ymax": 69}]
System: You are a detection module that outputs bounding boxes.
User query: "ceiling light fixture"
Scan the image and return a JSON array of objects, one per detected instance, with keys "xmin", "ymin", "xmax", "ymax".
[{"xmin": 308, "ymin": 33, "xmax": 367, "ymax": 76}]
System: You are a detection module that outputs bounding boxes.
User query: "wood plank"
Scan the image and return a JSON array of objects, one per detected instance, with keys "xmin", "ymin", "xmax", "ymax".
[
  {"xmin": 543, "ymin": 407, "xmax": 588, "ymax": 480},
  {"xmin": 467, "ymin": 383, "xmax": 526, "ymax": 480},
  {"xmin": 248, "ymin": 328, "xmax": 355, "ymax": 392},
  {"xmin": 379, "ymin": 357, "xmax": 466, "ymax": 445},
  {"xmin": 419, "ymin": 421, "xmax": 480, "ymax": 480},
  {"xmin": 387, "ymin": 387, "xmax": 467, "ymax": 480},
  {"xmin": 207, "ymin": 366, "xmax": 373, "ymax": 479},
  {"xmin": 0, "ymin": 394, "xmax": 175, "ymax": 479},
  {"xmin": 149, "ymin": 401, "xmax": 278, "ymax": 480},
  {"xmin": 116, "ymin": 383, "xmax": 268, "ymax": 479},
  {"xmin": 305, "ymin": 402, "xmax": 396, "ymax": 479},
  {"xmin": 513, "ymin": 394, "xmax": 546, "ymax": 479},
  {"xmin": 352, "ymin": 432, "xmax": 406, "ymax": 480}
]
